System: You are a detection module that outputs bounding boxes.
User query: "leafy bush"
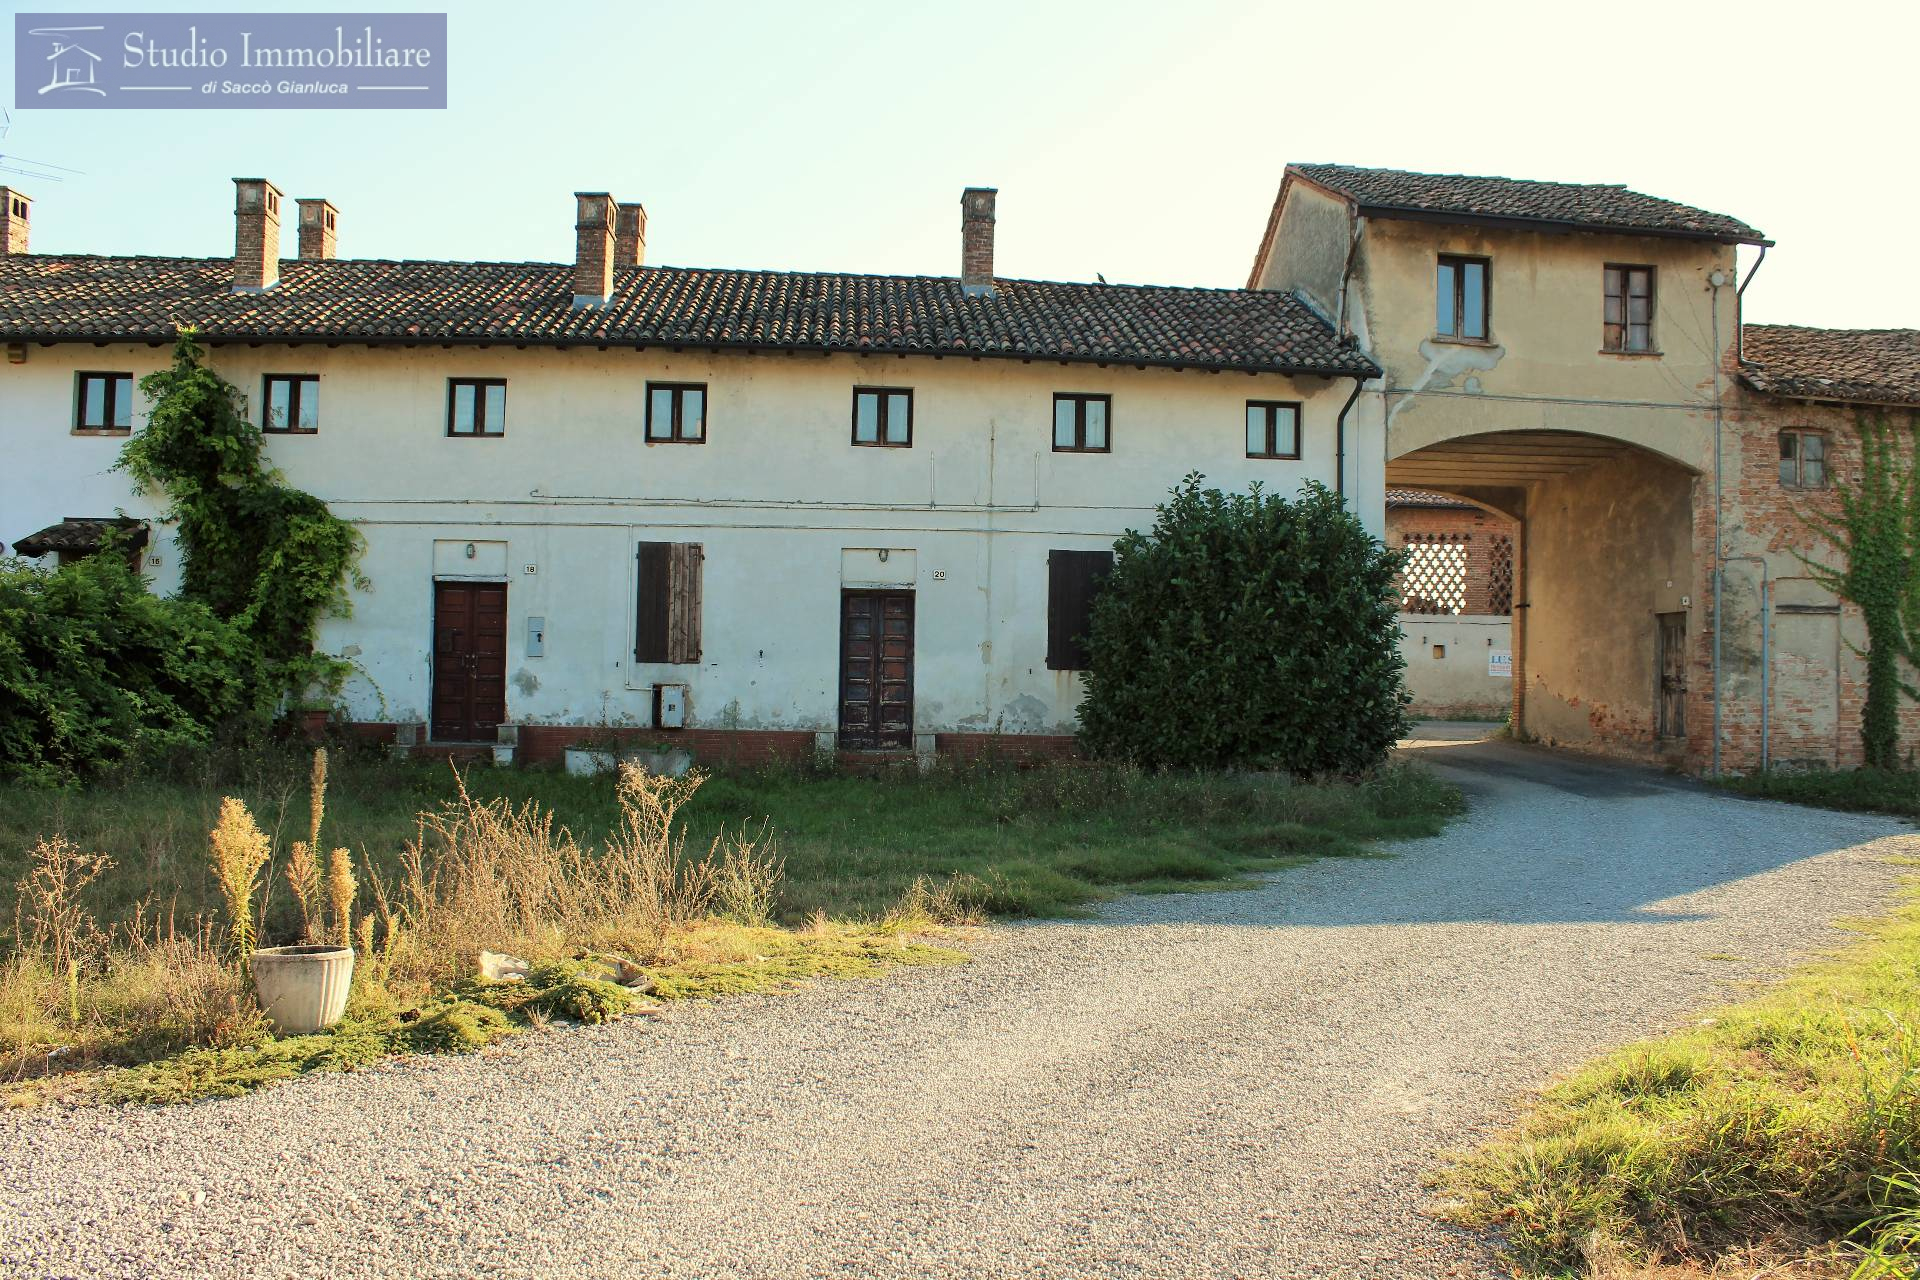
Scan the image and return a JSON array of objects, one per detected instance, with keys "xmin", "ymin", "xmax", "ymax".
[
  {"xmin": 1078, "ymin": 476, "xmax": 1409, "ymax": 774},
  {"xmin": 0, "ymin": 552, "xmax": 258, "ymax": 784}
]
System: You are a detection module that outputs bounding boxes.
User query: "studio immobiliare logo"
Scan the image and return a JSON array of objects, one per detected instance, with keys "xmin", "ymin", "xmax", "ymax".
[{"xmin": 14, "ymin": 12, "xmax": 448, "ymax": 108}]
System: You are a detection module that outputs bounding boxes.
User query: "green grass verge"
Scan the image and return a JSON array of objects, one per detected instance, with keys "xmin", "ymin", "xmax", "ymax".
[
  {"xmin": 1432, "ymin": 885, "xmax": 1920, "ymax": 1277},
  {"xmin": 1715, "ymin": 768, "xmax": 1920, "ymax": 821},
  {"xmin": 20, "ymin": 923, "xmax": 967, "ymax": 1106},
  {"xmin": 0, "ymin": 748, "xmax": 1463, "ymax": 934}
]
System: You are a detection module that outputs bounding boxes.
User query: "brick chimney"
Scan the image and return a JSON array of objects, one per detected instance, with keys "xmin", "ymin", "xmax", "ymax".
[
  {"xmin": 233, "ymin": 178, "xmax": 284, "ymax": 291},
  {"xmin": 572, "ymin": 191, "xmax": 615, "ymax": 307},
  {"xmin": 960, "ymin": 187, "xmax": 996, "ymax": 295},
  {"xmin": 0, "ymin": 188, "xmax": 29, "ymax": 255},
  {"xmin": 296, "ymin": 198, "xmax": 338, "ymax": 260},
  {"xmin": 614, "ymin": 202, "xmax": 647, "ymax": 268}
]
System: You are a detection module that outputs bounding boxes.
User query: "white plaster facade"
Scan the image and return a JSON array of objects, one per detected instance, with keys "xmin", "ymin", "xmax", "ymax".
[{"xmin": 3, "ymin": 341, "xmax": 1381, "ymax": 740}]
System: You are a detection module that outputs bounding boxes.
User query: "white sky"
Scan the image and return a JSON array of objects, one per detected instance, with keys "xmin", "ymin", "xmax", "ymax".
[{"xmin": 4, "ymin": 0, "xmax": 1914, "ymax": 327}]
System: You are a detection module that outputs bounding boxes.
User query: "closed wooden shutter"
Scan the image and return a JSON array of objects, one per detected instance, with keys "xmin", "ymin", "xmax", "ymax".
[
  {"xmin": 637, "ymin": 541, "xmax": 703, "ymax": 664},
  {"xmin": 1046, "ymin": 549, "xmax": 1114, "ymax": 671}
]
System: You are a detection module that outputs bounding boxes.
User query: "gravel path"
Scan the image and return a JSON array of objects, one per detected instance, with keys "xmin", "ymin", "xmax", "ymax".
[{"xmin": 3, "ymin": 733, "xmax": 1914, "ymax": 1280}]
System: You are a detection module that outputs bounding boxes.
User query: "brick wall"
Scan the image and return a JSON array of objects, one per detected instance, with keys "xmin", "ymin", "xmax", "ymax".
[{"xmin": 1386, "ymin": 503, "xmax": 1516, "ymax": 617}]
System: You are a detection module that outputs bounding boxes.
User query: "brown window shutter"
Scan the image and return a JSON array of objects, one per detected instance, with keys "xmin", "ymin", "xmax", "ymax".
[
  {"xmin": 1047, "ymin": 549, "xmax": 1114, "ymax": 671},
  {"xmin": 668, "ymin": 543, "xmax": 704, "ymax": 664},
  {"xmin": 635, "ymin": 542, "xmax": 671, "ymax": 662}
]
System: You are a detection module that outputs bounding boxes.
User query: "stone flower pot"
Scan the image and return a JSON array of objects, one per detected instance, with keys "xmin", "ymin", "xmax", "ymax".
[{"xmin": 251, "ymin": 945, "xmax": 355, "ymax": 1036}]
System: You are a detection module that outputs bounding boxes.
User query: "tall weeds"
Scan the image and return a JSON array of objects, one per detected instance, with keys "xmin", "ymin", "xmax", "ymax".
[{"xmin": 207, "ymin": 798, "xmax": 271, "ymax": 955}]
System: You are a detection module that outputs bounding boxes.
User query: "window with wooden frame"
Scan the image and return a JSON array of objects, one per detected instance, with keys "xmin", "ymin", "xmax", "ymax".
[
  {"xmin": 635, "ymin": 541, "xmax": 704, "ymax": 664},
  {"xmin": 1603, "ymin": 265, "xmax": 1656, "ymax": 353},
  {"xmin": 74, "ymin": 372, "xmax": 134, "ymax": 433},
  {"xmin": 852, "ymin": 387, "xmax": 912, "ymax": 447},
  {"xmin": 1047, "ymin": 549, "xmax": 1115, "ymax": 671},
  {"xmin": 646, "ymin": 382, "xmax": 706, "ymax": 443},
  {"xmin": 1779, "ymin": 430, "xmax": 1827, "ymax": 489},
  {"xmin": 447, "ymin": 378, "xmax": 507, "ymax": 437},
  {"xmin": 262, "ymin": 374, "xmax": 319, "ymax": 433},
  {"xmin": 1052, "ymin": 393, "xmax": 1111, "ymax": 453},
  {"xmin": 1435, "ymin": 254, "xmax": 1490, "ymax": 340},
  {"xmin": 1245, "ymin": 400, "xmax": 1301, "ymax": 460}
]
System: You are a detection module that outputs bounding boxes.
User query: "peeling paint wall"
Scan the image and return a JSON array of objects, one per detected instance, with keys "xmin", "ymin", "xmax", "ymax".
[{"xmin": 1250, "ymin": 180, "xmax": 1351, "ymax": 324}]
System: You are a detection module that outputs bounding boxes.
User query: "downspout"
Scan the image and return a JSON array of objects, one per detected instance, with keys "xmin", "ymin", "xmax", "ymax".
[
  {"xmin": 1734, "ymin": 243, "xmax": 1767, "ymax": 365},
  {"xmin": 1334, "ymin": 375, "xmax": 1364, "ymax": 499},
  {"xmin": 1709, "ymin": 267, "xmax": 1728, "ymax": 775}
]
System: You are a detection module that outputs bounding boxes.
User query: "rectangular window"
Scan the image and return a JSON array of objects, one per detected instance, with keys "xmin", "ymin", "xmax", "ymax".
[
  {"xmin": 447, "ymin": 378, "xmax": 507, "ymax": 437},
  {"xmin": 646, "ymin": 382, "xmax": 707, "ymax": 443},
  {"xmin": 1436, "ymin": 254, "xmax": 1490, "ymax": 340},
  {"xmin": 1780, "ymin": 430, "xmax": 1827, "ymax": 488},
  {"xmin": 852, "ymin": 387, "xmax": 913, "ymax": 447},
  {"xmin": 1052, "ymin": 393, "xmax": 1111, "ymax": 453},
  {"xmin": 635, "ymin": 541, "xmax": 704, "ymax": 664},
  {"xmin": 1245, "ymin": 401, "xmax": 1301, "ymax": 459},
  {"xmin": 1603, "ymin": 265, "xmax": 1656, "ymax": 353},
  {"xmin": 262, "ymin": 374, "xmax": 320, "ymax": 433},
  {"xmin": 1047, "ymin": 549, "xmax": 1115, "ymax": 671},
  {"xmin": 74, "ymin": 372, "xmax": 134, "ymax": 433}
]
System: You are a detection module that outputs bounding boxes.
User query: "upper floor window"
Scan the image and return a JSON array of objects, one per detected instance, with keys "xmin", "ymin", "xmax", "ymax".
[
  {"xmin": 1780, "ymin": 430, "xmax": 1826, "ymax": 488},
  {"xmin": 1603, "ymin": 265, "xmax": 1656, "ymax": 353},
  {"xmin": 263, "ymin": 374, "xmax": 319, "ymax": 433},
  {"xmin": 646, "ymin": 382, "xmax": 706, "ymax": 444},
  {"xmin": 1245, "ymin": 400, "xmax": 1301, "ymax": 460},
  {"xmin": 1436, "ymin": 254, "xmax": 1489, "ymax": 341},
  {"xmin": 74, "ymin": 372, "xmax": 133, "ymax": 433},
  {"xmin": 1053, "ymin": 393, "xmax": 1110, "ymax": 453},
  {"xmin": 448, "ymin": 378, "xmax": 506, "ymax": 438},
  {"xmin": 852, "ymin": 387, "xmax": 912, "ymax": 447}
]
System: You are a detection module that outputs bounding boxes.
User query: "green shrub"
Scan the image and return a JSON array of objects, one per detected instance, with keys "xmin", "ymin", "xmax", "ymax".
[
  {"xmin": 1078, "ymin": 476, "xmax": 1409, "ymax": 774},
  {"xmin": 0, "ymin": 552, "xmax": 259, "ymax": 784}
]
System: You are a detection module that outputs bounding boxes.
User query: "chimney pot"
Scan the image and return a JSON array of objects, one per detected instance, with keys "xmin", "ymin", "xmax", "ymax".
[
  {"xmin": 961, "ymin": 186, "xmax": 997, "ymax": 295},
  {"xmin": 0, "ymin": 187, "xmax": 30, "ymax": 255},
  {"xmin": 614, "ymin": 202, "xmax": 647, "ymax": 268},
  {"xmin": 572, "ymin": 191, "xmax": 616, "ymax": 307},
  {"xmin": 233, "ymin": 178, "xmax": 284, "ymax": 291},
  {"xmin": 296, "ymin": 198, "xmax": 338, "ymax": 260}
]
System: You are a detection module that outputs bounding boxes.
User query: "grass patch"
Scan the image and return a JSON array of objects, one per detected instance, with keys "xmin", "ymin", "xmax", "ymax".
[
  {"xmin": 1432, "ymin": 884, "xmax": 1920, "ymax": 1277},
  {"xmin": 0, "ymin": 748, "xmax": 1462, "ymax": 931},
  {"xmin": 1715, "ymin": 768, "xmax": 1920, "ymax": 820}
]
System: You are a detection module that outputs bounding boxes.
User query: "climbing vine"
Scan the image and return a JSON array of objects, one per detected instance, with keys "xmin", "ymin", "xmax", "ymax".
[
  {"xmin": 1796, "ymin": 409, "xmax": 1920, "ymax": 769},
  {"xmin": 117, "ymin": 330, "xmax": 366, "ymax": 709}
]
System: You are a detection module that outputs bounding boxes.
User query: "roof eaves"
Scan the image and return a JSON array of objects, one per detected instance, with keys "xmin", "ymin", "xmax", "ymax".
[{"xmin": 1346, "ymin": 200, "xmax": 1772, "ymax": 248}]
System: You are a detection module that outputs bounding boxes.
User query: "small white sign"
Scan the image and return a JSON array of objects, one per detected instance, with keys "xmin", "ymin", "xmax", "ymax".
[{"xmin": 1488, "ymin": 650, "xmax": 1514, "ymax": 679}]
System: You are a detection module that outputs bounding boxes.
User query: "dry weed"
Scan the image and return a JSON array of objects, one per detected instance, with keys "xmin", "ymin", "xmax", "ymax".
[
  {"xmin": 12, "ymin": 835, "xmax": 112, "ymax": 973},
  {"xmin": 208, "ymin": 797, "xmax": 271, "ymax": 954}
]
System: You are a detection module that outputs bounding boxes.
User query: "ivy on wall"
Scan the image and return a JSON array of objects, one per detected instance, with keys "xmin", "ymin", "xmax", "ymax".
[
  {"xmin": 116, "ymin": 330, "xmax": 365, "ymax": 707},
  {"xmin": 1796, "ymin": 409, "xmax": 1920, "ymax": 770}
]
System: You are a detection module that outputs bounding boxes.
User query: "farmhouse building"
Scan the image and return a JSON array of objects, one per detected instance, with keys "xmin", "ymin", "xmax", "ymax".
[
  {"xmin": 5, "ymin": 164, "xmax": 1917, "ymax": 772},
  {"xmin": 0, "ymin": 180, "xmax": 1379, "ymax": 764}
]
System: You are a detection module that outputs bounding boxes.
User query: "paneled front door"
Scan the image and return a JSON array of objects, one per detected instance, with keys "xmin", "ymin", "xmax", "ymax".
[
  {"xmin": 1655, "ymin": 611, "xmax": 1687, "ymax": 739},
  {"xmin": 432, "ymin": 580, "xmax": 507, "ymax": 741},
  {"xmin": 839, "ymin": 591, "xmax": 914, "ymax": 749}
]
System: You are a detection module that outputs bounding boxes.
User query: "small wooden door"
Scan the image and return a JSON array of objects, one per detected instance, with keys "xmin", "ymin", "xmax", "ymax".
[
  {"xmin": 1656, "ymin": 612, "xmax": 1687, "ymax": 739},
  {"xmin": 432, "ymin": 580, "xmax": 508, "ymax": 742},
  {"xmin": 839, "ymin": 591, "xmax": 914, "ymax": 749}
]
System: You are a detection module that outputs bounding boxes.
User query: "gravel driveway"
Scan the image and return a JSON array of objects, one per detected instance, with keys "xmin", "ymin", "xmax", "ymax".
[{"xmin": 3, "ymin": 732, "xmax": 1914, "ymax": 1280}]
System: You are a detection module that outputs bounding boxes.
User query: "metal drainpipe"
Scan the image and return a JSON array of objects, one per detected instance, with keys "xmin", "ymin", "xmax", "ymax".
[
  {"xmin": 1709, "ymin": 268, "xmax": 1727, "ymax": 775},
  {"xmin": 1722, "ymin": 554, "xmax": 1771, "ymax": 770},
  {"xmin": 1334, "ymin": 375, "xmax": 1365, "ymax": 499},
  {"xmin": 1735, "ymin": 243, "xmax": 1768, "ymax": 366}
]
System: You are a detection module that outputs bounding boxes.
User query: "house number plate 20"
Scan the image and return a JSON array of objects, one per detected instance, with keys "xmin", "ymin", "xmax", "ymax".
[{"xmin": 932, "ymin": 570, "xmax": 947, "ymax": 580}]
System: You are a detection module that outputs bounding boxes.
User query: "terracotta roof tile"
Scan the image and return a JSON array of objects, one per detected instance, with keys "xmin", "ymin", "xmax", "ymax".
[
  {"xmin": 0, "ymin": 256, "xmax": 1379, "ymax": 378},
  {"xmin": 1740, "ymin": 325, "xmax": 1920, "ymax": 406},
  {"xmin": 1290, "ymin": 163, "xmax": 1767, "ymax": 245}
]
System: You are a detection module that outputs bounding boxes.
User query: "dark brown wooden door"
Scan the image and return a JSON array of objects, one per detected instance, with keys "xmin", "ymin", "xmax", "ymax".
[
  {"xmin": 1656, "ymin": 611, "xmax": 1686, "ymax": 739},
  {"xmin": 839, "ymin": 591, "xmax": 914, "ymax": 749},
  {"xmin": 432, "ymin": 581, "xmax": 508, "ymax": 742}
]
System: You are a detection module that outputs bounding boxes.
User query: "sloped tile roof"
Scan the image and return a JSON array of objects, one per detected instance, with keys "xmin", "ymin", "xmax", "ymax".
[
  {"xmin": 0, "ymin": 256, "xmax": 1379, "ymax": 378},
  {"xmin": 11, "ymin": 517, "xmax": 148, "ymax": 558},
  {"xmin": 1386, "ymin": 488, "xmax": 1479, "ymax": 510},
  {"xmin": 1290, "ymin": 164, "xmax": 1768, "ymax": 245},
  {"xmin": 1740, "ymin": 325, "xmax": 1920, "ymax": 406}
]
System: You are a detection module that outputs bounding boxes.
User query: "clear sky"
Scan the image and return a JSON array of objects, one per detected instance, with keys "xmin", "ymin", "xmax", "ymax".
[{"xmin": 4, "ymin": 0, "xmax": 1914, "ymax": 328}]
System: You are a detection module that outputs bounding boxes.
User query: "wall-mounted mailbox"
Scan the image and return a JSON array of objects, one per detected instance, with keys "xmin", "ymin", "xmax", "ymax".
[
  {"xmin": 655, "ymin": 683, "xmax": 687, "ymax": 729},
  {"xmin": 526, "ymin": 616, "xmax": 546, "ymax": 658}
]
